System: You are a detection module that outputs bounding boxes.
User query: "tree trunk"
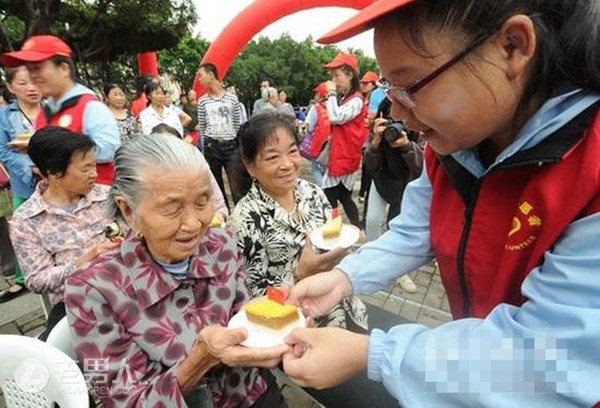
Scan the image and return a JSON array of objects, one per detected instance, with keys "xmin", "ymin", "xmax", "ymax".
[{"xmin": 0, "ymin": 19, "xmax": 14, "ymax": 51}]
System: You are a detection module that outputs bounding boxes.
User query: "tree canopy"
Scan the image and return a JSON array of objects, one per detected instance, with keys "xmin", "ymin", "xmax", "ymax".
[
  {"xmin": 159, "ymin": 33, "xmax": 379, "ymax": 108},
  {"xmin": 0, "ymin": 0, "xmax": 197, "ymax": 60},
  {"xmin": 0, "ymin": 2, "xmax": 379, "ymax": 107}
]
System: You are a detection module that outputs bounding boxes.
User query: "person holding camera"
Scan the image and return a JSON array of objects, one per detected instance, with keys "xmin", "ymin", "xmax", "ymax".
[{"xmin": 364, "ymin": 98, "xmax": 422, "ymax": 293}]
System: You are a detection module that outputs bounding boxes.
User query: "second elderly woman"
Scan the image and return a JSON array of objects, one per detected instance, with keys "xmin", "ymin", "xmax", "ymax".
[{"xmin": 65, "ymin": 134, "xmax": 288, "ymax": 408}]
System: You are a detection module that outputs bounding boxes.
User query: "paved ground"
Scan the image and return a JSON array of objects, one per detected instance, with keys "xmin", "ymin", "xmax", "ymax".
[{"xmin": 0, "ymin": 162, "xmax": 452, "ymax": 407}]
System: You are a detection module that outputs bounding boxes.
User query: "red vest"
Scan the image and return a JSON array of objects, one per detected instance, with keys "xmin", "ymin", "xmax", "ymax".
[
  {"xmin": 310, "ymin": 103, "xmax": 331, "ymax": 157},
  {"xmin": 36, "ymin": 94, "xmax": 115, "ymax": 185},
  {"xmin": 328, "ymin": 92, "xmax": 368, "ymax": 176},
  {"xmin": 427, "ymin": 104, "xmax": 600, "ymax": 319}
]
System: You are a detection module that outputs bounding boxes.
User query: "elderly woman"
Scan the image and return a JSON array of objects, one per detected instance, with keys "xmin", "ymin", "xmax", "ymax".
[
  {"xmin": 9, "ymin": 126, "xmax": 119, "ymax": 339},
  {"xmin": 230, "ymin": 113, "xmax": 397, "ymax": 408},
  {"xmin": 230, "ymin": 113, "xmax": 367, "ymax": 331},
  {"xmin": 65, "ymin": 134, "xmax": 287, "ymax": 408}
]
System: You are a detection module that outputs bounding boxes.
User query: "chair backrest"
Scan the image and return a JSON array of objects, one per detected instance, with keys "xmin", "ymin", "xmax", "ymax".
[
  {"xmin": 46, "ymin": 316, "xmax": 77, "ymax": 360},
  {"xmin": 39, "ymin": 294, "xmax": 52, "ymax": 320},
  {"xmin": 0, "ymin": 335, "xmax": 89, "ymax": 408}
]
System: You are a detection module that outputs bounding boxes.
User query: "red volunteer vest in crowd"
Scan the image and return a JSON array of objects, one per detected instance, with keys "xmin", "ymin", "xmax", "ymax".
[
  {"xmin": 427, "ymin": 104, "xmax": 600, "ymax": 319},
  {"xmin": 35, "ymin": 94, "xmax": 115, "ymax": 185},
  {"xmin": 310, "ymin": 103, "xmax": 331, "ymax": 157},
  {"xmin": 328, "ymin": 92, "xmax": 368, "ymax": 176}
]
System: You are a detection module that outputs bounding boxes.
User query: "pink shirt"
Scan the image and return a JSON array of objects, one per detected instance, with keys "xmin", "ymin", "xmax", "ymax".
[{"xmin": 9, "ymin": 182, "xmax": 113, "ymax": 305}]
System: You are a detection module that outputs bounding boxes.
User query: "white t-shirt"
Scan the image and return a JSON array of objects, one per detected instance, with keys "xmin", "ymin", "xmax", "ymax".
[{"xmin": 139, "ymin": 105, "xmax": 184, "ymax": 136}]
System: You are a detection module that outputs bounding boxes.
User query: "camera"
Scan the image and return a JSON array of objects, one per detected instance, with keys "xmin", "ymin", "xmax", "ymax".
[{"xmin": 382, "ymin": 120, "xmax": 407, "ymax": 143}]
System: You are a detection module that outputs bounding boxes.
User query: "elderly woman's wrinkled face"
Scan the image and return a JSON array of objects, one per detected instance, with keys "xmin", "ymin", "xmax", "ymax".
[
  {"xmin": 246, "ymin": 127, "xmax": 301, "ymax": 197},
  {"xmin": 135, "ymin": 167, "xmax": 214, "ymax": 263},
  {"xmin": 54, "ymin": 149, "xmax": 97, "ymax": 195}
]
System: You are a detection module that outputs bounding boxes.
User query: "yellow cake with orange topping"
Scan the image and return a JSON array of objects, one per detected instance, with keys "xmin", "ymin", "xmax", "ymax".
[{"xmin": 245, "ymin": 299, "xmax": 299, "ymax": 330}]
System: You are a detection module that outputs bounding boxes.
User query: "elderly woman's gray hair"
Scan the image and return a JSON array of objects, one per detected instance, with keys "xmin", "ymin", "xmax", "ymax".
[
  {"xmin": 110, "ymin": 133, "xmax": 210, "ymax": 219},
  {"xmin": 267, "ymin": 87, "xmax": 278, "ymax": 98}
]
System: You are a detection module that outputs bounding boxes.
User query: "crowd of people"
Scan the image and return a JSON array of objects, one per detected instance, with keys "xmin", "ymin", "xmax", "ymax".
[
  {"xmin": 0, "ymin": 0, "xmax": 599, "ymax": 406},
  {"xmin": 0, "ymin": 28, "xmax": 415, "ymax": 407}
]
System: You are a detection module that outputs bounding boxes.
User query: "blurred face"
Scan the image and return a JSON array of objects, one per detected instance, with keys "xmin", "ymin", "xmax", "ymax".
[
  {"xmin": 180, "ymin": 95, "xmax": 188, "ymax": 105},
  {"xmin": 164, "ymin": 91, "xmax": 173, "ymax": 106},
  {"xmin": 260, "ymin": 81, "xmax": 269, "ymax": 91},
  {"xmin": 148, "ymin": 87, "xmax": 165, "ymax": 107},
  {"xmin": 246, "ymin": 127, "xmax": 301, "ymax": 197},
  {"xmin": 374, "ymin": 15, "xmax": 531, "ymax": 155},
  {"xmin": 330, "ymin": 68, "xmax": 352, "ymax": 94},
  {"xmin": 187, "ymin": 90, "xmax": 197, "ymax": 102},
  {"xmin": 26, "ymin": 59, "xmax": 72, "ymax": 98},
  {"xmin": 132, "ymin": 168, "xmax": 214, "ymax": 263},
  {"xmin": 7, "ymin": 67, "xmax": 41, "ymax": 105},
  {"xmin": 197, "ymin": 67, "xmax": 214, "ymax": 87},
  {"xmin": 360, "ymin": 81, "xmax": 376, "ymax": 95},
  {"xmin": 53, "ymin": 150, "xmax": 97, "ymax": 195},
  {"xmin": 106, "ymin": 86, "xmax": 126, "ymax": 109},
  {"xmin": 278, "ymin": 91, "xmax": 287, "ymax": 103}
]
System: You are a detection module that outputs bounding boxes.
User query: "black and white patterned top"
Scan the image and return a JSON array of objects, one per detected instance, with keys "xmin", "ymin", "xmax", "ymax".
[{"xmin": 230, "ymin": 178, "xmax": 368, "ymax": 332}]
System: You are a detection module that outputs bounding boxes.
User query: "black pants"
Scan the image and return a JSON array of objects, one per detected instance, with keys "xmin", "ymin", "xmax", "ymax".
[
  {"xmin": 202, "ymin": 138, "xmax": 244, "ymax": 208},
  {"xmin": 252, "ymin": 369, "xmax": 288, "ymax": 408},
  {"xmin": 38, "ymin": 301, "xmax": 66, "ymax": 341},
  {"xmin": 359, "ymin": 162, "xmax": 372, "ymax": 198},
  {"xmin": 324, "ymin": 183, "xmax": 361, "ymax": 228},
  {"xmin": 305, "ymin": 370, "xmax": 399, "ymax": 408}
]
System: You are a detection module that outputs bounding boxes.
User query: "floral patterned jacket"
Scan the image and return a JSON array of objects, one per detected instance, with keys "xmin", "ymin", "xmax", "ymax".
[
  {"xmin": 64, "ymin": 228, "xmax": 267, "ymax": 408},
  {"xmin": 230, "ymin": 179, "xmax": 368, "ymax": 332}
]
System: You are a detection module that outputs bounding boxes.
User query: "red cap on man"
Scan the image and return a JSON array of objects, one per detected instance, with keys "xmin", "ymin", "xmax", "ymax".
[
  {"xmin": 318, "ymin": 0, "xmax": 415, "ymax": 44},
  {"xmin": 1, "ymin": 35, "xmax": 73, "ymax": 67},
  {"xmin": 360, "ymin": 71, "xmax": 379, "ymax": 83},
  {"xmin": 323, "ymin": 52, "xmax": 359, "ymax": 72}
]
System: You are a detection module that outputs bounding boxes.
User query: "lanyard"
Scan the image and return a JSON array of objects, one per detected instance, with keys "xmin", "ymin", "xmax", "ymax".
[{"xmin": 17, "ymin": 105, "xmax": 35, "ymax": 128}]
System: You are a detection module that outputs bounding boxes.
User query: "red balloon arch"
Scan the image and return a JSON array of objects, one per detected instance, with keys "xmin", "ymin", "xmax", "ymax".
[{"xmin": 190, "ymin": 0, "xmax": 374, "ymax": 96}]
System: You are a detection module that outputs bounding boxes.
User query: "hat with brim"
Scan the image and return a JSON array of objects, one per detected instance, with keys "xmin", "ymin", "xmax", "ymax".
[
  {"xmin": 323, "ymin": 52, "xmax": 359, "ymax": 72},
  {"xmin": 318, "ymin": 0, "xmax": 415, "ymax": 44},
  {"xmin": 360, "ymin": 71, "xmax": 379, "ymax": 83},
  {"xmin": 1, "ymin": 35, "xmax": 72, "ymax": 67}
]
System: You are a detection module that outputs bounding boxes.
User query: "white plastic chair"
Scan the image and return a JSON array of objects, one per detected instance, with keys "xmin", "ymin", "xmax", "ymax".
[
  {"xmin": 0, "ymin": 334, "xmax": 89, "ymax": 408},
  {"xmin": 46, "ymin": 316, "xmax": 77, "ymax": 360},
  {"xmin": 39, "ymin": 294, "xmax": 52, "ymax": 320}
]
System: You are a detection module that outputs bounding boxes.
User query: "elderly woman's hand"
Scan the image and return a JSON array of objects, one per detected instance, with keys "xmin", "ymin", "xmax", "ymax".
[
  {"xmin": 198, "ymin": 326, "xmax": 290, "ymax": 369},
  {"xmin": 296, "ymin": 236, "xmax": 348, "ymax": 281}
]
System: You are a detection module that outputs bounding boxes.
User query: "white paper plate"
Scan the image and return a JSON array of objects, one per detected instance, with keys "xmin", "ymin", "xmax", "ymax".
[
  {"xmin": 227, "ymin": 308, "xmax": 306, "ymax": 348},
  {"xmin": 310, "ymin": 224, "xmax": 360, "ymax": 252}
]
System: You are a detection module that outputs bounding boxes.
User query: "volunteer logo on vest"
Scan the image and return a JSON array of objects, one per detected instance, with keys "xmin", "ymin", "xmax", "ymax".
[
  {"xmin": 58, "ymin": 114, "xmax": 73, "ymax": 128},
  {"xmin": 506, "ymin": 201, "xmax": 542, "ymax": 251}
]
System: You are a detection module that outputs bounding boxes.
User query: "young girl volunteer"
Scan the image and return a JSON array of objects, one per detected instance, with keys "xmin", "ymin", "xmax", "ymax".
[{"xmin": 283, "ymin": 1, "xmax": 600, "ymax": 406}]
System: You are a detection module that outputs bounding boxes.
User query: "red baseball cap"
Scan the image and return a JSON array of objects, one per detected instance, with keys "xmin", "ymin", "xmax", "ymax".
[
  {"xmin": 323, "ymin": 52, "xmax": 359, "ymax": 72},
  {"xmin": 318, "ymin": 0, "xmax": 415, "ymax": 44},
  {"xmin": 314, "ymin": 82, "xmax": 329, "ymax": 98},
  {"xmin": 1, "ymin": 35, "xmax": 73, "ymax": 67},
  {"xmin": 360, "ymin": 71, "xmax": 379, "ymax": 83}
]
